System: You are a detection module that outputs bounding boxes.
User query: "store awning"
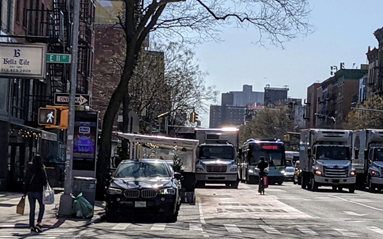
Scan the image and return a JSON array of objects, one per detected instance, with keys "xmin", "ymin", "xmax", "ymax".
[{"xmin": 10, "ymin": 123, "xmax": 58, "ymax": 141}]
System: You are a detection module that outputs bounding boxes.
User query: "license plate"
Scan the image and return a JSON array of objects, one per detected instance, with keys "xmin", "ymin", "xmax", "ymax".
[{"xmin": 134, "ymin": 201, "xmax": 146, "ymax": 208}]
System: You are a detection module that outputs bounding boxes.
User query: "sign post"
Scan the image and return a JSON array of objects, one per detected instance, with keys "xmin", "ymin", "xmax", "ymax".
[
  {"xmin": 54, "ymin": 93, "xmax": 90, "ymax": 106},
  {"xmin": 46, "ymin": 53, "xmax": 71, "ymax": 64}
]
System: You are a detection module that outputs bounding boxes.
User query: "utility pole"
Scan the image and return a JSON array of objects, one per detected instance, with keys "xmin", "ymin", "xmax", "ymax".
[{"xmin": 58, "ymin": 0, "xmax": 80, "ymax": 217}]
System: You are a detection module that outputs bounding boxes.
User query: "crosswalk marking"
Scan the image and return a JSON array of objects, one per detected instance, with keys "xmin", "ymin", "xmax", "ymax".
[
  {"xmin": 150, "ymin": 223, "xmax": 166, "ymax": 231},
  {"xmin": 189, "ymin": 223, "xmax": 203, "ymax": 232},
  {"xmin": 224, "ymin": 224, "xmax": 242, "ymax": 233},
  {"xmin": 296, "ymin": 226, "xmax": 318, "ymax": 236},
  {"xmin": 111, "ymin": 223, "xmax": 131, "ymax": 230},
  {"xmin": 334, "ymin": 228, "xmax": 358, "ymax": 237},
  {"xmin": 367, "ymin": 226, "xmax": 383, "ymax": 235},
  {"xmin": 259, "ymin": 225, "xmax": 281, "ymax": 234}
]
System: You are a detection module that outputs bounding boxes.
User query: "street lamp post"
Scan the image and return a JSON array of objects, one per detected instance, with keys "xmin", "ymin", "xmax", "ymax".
[{"xmin": 58, "ymin": 0, "xmax": 80, "ymax": 217}]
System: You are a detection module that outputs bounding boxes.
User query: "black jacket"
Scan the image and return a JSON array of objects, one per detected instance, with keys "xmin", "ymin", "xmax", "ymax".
[{"xmin": 23, "ymin": 163, "xmax": 47, "ymax": 194}]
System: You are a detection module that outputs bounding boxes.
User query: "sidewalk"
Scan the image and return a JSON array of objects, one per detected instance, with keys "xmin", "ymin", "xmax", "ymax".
[{"xmin": 0, "ymin": 190, "xmax": 104, "ymax": 229}]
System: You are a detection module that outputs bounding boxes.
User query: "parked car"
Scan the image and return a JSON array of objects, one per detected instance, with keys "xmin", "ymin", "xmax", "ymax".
[
  {"xmin": 293, "ymin": 160, "xmax": 301, "ymax": 185},
  {"xmin": 105, "ymin": 159, "xmax": 182, "ymax": 222},
  {"xmin": 283, "ymin": 166, "xmax": 295, "ymax": 182}
]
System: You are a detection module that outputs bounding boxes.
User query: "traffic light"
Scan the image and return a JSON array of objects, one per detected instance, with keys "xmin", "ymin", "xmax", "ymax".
[
  {"xmin": 194, "ymin": 113, "xmax": 199, "ymax": 122},
  {"xmin": 189, "ymin": 112, "xmax": 195, "ymax": 123},
  {"xmin": 283, "ymin": 134, "xmax": 290, "ymax": 142},
  {"xmin": 38, "ymin": 108, "xmax": 57, "ymax": 125},
  {"xmin": 42, "ymin": 106, "xmax": 69, "ymax": 129}
]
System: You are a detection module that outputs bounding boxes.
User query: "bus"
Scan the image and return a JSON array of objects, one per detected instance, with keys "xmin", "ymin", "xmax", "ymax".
[{"xmin": 238, "ymin": 138, "xmax": 286, "ymax": 185}]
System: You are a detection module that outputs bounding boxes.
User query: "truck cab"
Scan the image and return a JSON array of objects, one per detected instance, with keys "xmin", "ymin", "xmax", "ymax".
[{"xmin": 300, "ymin": 129, "xmax": 356, "ymax": 192}]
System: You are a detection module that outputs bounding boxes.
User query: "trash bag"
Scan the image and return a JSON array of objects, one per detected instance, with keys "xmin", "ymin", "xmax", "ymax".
[{"xmin": 71, "ymin": 193, "xmax": 93, "ymax": 219}]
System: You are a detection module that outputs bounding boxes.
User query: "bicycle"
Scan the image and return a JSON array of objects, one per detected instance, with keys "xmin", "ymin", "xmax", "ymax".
[{"xmin": 258, "ymin": 174, "xmax": 267, "ymax": 195}]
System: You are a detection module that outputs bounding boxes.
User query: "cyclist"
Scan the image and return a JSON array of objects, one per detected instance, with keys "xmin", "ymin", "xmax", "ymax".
[{"xmin": 258, "ymin": 156, "xmax": 269, "ymax": 194}]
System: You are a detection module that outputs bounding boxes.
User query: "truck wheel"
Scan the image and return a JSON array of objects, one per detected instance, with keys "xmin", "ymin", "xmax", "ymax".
[
  {"xmin": 332, "ymin": 186, "xmax": 337, "ymax": 191},
  {"xmin": 231, "ymin": 180, "xmax": 239, "ymax": 189},
  {"xmin": 369, "ymin": 177, "xmax": 376, "ymax": 192},
  {"xmin": 349, "ymin": 186, "xmax": 355, "ymax": 193},
  {"xmin": 310, "ymin": 175, "xmax": 318, "ymax": 191}
]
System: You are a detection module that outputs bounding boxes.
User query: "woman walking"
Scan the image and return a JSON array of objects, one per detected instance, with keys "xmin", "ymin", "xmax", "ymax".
[{"xmin": 23, "ymin": 155, "xmax": 47, "ymax": 233}]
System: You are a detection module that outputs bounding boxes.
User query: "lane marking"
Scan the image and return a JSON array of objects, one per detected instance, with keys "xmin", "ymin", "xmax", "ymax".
[
  {"xmin": 189, "ymin": 223, "xmax": 203, "ymax": 232},
  {"xmin": 367, "ymin": 226, "xmax": 383, "ymax": 235},
  {"xmin": 333, "ymin": 196, "xmax": 383, "ymax": 212},
  {"xmin": 334, "ymin": 228, "xmax": 358, "ymax": 237},
  {"xmin": 111, "ymin": 223, "xmax": 131, "ymax": 230},
  {"xmin": 296, "ymin": 226, "xmax": 318, "ymax": 236},
  {"xmin": 197, "ymin": 197, "xmax": 206, "ymax": 224},
  {"xmin": 150, "ymin": 223, "xmax": 166, "ymax": 231},
  {"xmin": 343, "ymin": 211, "xmax": 367, "ymax": 216},
  {"xmin": 259, "ymin": 225, "xmax": 281, "ymax": 234},
  {"xmin": 224, "ymin": 224, "xmax": 242, "ymax": 233}
]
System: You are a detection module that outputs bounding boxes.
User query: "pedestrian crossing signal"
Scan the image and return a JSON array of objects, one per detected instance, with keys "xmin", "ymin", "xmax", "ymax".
[{"xmin": 38, "ymin": 108, "xmax": 57, "ymax": 126}]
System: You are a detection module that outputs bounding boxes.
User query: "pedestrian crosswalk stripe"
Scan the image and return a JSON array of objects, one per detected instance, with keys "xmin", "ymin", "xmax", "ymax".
[
  {"xmin": 151, "ymin": 223, "xmax": 166, "ymax": 231},
  {"xmin": 296, "ymin": 226, "xmax": 318, "ymax": 236},
  {"xmin": 189, "ymin": 223, "xmax": 203, "ymax": 232},
  {"xmin": 224, "ymin": 224, "xmax": 242, "ymax": 233},
  {"xmin": 334, "ymin": 228, "xmax": 358, "ymax": 237},
  {"xmin": 112, "ymin": 223, "xmax": 131, "ymax": 230},
  {"xmin": 367, "ymin": 226, "xmax": 383, "ymax": 235},
  {"xmin": 259, "ymin": 225, "xmax": 281, "ymax": 234}
]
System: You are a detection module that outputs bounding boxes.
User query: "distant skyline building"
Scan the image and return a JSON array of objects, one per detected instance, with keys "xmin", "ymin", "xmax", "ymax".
[
  {"xmin": 264, "ymin": 85, "xmax": 289, "ymax": 107},
  {"xmin": 210, "ymin": 84, "xmax": 264, "ymax": 128},
  {"xmin": 222, "ymin": 85, "xmax": 264, "ymax": 107}
]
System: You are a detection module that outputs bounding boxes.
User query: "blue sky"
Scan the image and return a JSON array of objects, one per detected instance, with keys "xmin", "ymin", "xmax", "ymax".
[{"xmin": 194, "ymin": 0, "xmax": 383, "ymax": 127}]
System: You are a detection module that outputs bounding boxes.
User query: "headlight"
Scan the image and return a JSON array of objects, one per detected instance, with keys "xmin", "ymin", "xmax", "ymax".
[
  {"xmin": 196, "ymin": 166, "xmax": 204, "ymax": 172},
  {"xmin": 230, "ymin": 166, "xmax": 237, "ymax": 172},
  {"xmin": 349, "ymin": 171, "xmax": 356, "ymax": 176},
  {"xmin": 107, "ymin": 187, "xmax": 122, "ymax": 195},
  {"xmin": 280, "ymin": 170, "xmax": 285, "ymax": 174},
  {"xmin": 160, "ymin": 188, "xmax": 176, "ymax": 195},
  {"xmin": 371, "ymin": 170, "xmax": 380, "ymax": 177},
  {"xmin": 248, "ymin": 169, "xmax": 254, "ymax": 174},
  {"xmin": 314, "ymin": 170, "xmax": 322, "ymax": 176}
]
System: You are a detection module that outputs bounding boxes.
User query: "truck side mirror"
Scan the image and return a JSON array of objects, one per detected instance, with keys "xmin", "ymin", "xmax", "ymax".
[
  {"xmin": 354, "ymin": 149, "xmax": 359, "ymax": 159},
  {"xmin": 364, "ymin": 149, "xmax": 368, "ymax": 159}
]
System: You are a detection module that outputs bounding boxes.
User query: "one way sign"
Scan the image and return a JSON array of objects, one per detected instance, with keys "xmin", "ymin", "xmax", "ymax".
[{"xmin": 54, "ymin": 93, "xmax": 90, "ymax": 106}]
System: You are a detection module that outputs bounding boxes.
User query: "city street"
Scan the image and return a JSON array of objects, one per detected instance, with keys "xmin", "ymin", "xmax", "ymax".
[{"xmin": 2, "ymin": 182, "xmax": 383, "ymax": 238}]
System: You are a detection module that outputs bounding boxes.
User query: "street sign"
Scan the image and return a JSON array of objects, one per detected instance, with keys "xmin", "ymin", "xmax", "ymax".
[
  {"xmin": 38, "ymin": 108, "xmax": 57, "ymax": 125},
  {"xmin": 54, "ymin": 93, "xmax": 90, "ymax": 106},
  {"xmin": 46, "ymin": 53, "xmax": 71, "ymax": 63}
]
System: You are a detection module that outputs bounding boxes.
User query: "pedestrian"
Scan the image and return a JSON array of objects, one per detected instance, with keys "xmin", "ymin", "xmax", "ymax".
[{"xmin": 23, "ymin": 155, "xmax": 47, "ymax": 233}]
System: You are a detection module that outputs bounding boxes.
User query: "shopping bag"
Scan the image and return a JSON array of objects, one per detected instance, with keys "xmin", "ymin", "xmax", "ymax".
[
  {"xmin": 71, "ymin": 193, "xmax": 93, "ymax": 219},
  {"xmin": 263, "ymin": 176, "xmax": 268, "ymax": 188},
  {"xmin": 43, "ymin": 182, "xmax": 55, "ymax": 205},
  {"xmin": 16, "ymin": 196, "xmax": 25, "ymax": 215}
]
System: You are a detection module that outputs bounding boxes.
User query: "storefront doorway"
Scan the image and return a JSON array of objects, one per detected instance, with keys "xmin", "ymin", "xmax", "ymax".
[{"xmin": 8, "ymin": 143, "xmax": 25, "ymax": 192}]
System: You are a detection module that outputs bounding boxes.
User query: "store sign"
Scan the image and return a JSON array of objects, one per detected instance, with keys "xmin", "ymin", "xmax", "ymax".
[{"xmin": 0, "ymin": 43, "xmax": 46, "ymax": 78}]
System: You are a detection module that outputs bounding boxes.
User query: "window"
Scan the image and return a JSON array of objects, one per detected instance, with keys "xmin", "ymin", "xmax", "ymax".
[
  {"xmin": 11, "ymin": 79, "xmax": 28, "ymax": 120},
  {"xmin": 16, "ymin": 0, "xmax": 21, "ymax": 23}
]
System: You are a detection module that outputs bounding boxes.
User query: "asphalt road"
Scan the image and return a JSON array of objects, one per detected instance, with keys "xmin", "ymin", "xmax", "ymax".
[{"xmin": 2, "ymin": 182, "xmax": 383, "ymax": 238}]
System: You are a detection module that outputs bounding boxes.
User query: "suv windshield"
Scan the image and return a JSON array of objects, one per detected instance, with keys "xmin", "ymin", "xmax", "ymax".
[{"xmin": 115, "ymin": 162, "xmax": 170, "ymax": 178}]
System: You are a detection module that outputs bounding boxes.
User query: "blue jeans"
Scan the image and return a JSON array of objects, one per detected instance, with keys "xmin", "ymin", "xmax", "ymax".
[{"xmin": 27, "ymin": 192, "xmax": 45, "ymax": 228}]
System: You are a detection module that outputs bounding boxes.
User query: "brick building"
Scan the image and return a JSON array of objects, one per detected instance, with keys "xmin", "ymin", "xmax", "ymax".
[{"xmin": 0, "ymin": 0, "xmax": 95, "ymax": 191}]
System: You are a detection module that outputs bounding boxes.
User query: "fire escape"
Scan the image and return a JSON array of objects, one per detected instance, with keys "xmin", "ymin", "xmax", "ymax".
[{"xmin": 24, "ymin": 0, "xmax": 95, "ymax": 121}]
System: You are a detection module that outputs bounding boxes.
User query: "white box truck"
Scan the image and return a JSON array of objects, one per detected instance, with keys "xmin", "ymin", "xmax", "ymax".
[
  {"xmin": 300, "ymin": 129, "xmax": 356, "ymax": 192},
  {"xmin": 194, "ymin": 128, "xmax": 239, "ymax": 189},
  {"xmin": 352, "ymin": 129, "xmax": 383, "ymax": 192}
]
